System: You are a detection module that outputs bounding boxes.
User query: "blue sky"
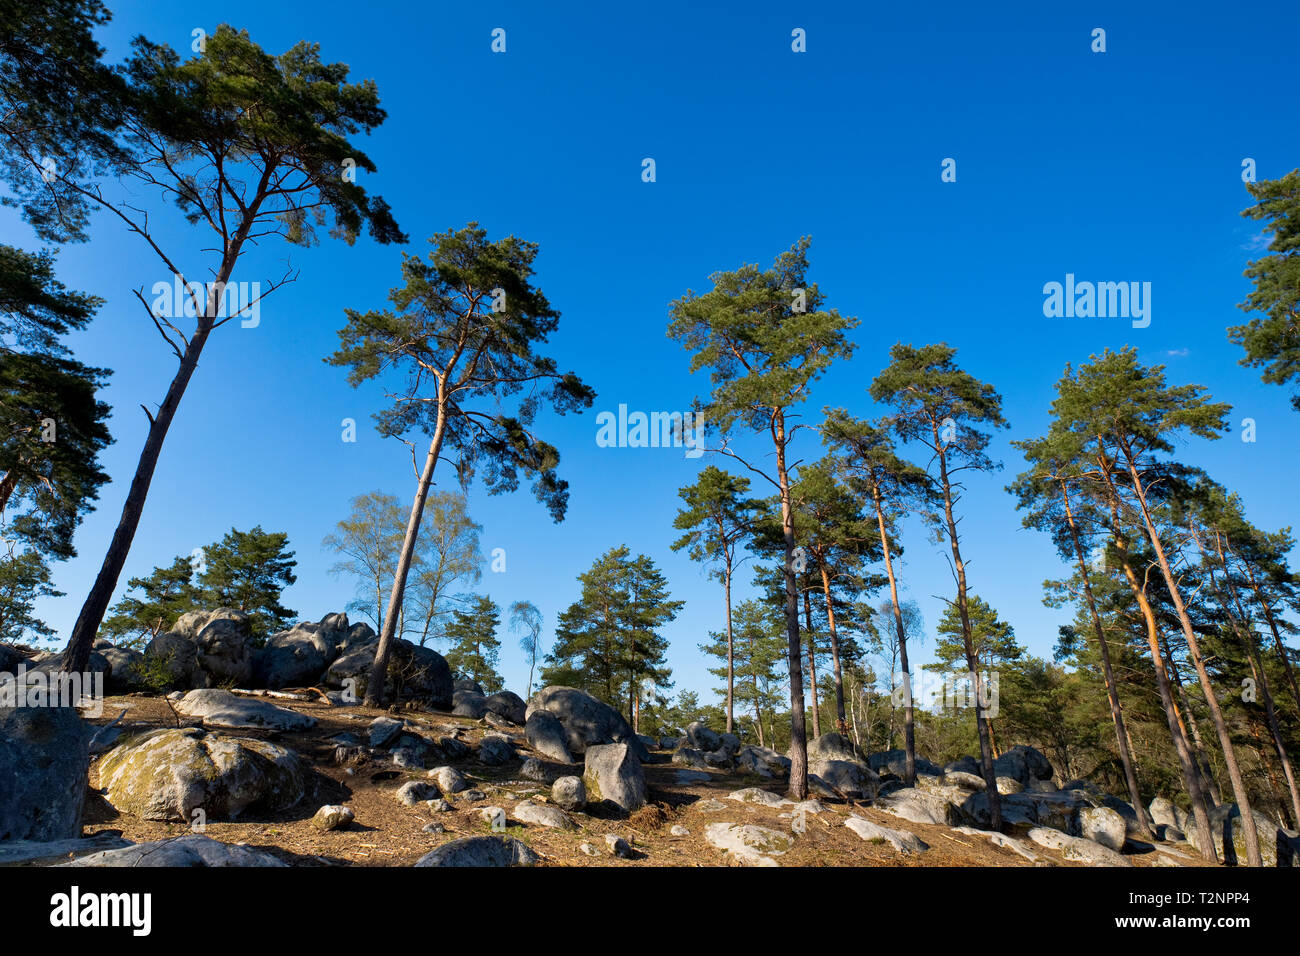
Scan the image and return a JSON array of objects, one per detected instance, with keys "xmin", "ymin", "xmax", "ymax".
[{"xmin": 7, "ymin": 0, "xmax": 1299, "ymax": 704}]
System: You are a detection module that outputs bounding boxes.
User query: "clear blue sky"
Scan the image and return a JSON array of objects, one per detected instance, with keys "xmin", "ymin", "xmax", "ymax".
[{"xmin": 8, "ymin": 0, "xmax": 1299, "ymax": 704}]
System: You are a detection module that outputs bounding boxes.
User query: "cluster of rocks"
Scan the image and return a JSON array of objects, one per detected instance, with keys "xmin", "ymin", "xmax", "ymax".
[{"xmin": 22, "ymin": 609, "xmax": 455, "ymax": 708}]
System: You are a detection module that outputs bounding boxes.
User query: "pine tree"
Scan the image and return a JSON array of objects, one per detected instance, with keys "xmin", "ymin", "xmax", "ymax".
[
  {"xmin": 444, "ymin": 595, "xmax": 503, "ymax": 693},
  {"xmin": 196, "ymin": 526, "xmax": 297, "ymax": 635},
  {"xmin": 100, "ymin": 557, "xmax": 199, "ymax": 645}
]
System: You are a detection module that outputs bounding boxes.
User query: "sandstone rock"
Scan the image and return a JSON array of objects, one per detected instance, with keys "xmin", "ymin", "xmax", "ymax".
[
  {"xmin": 1186, "ymin": 803, "xmax": 1300, "ymax": 867},
  {"xmin": 704, "ymin": 822, "xmax": 793, "ymax": 866},
  {"xmin": 686, "ymin": 720, "xmax": 722, "ymax": 752},
  {"xmin": 413, "ymin": 835, "xmax": 538, "ymax": 867},
  {"xmin": 512, "ymin": 800, "xmax": 576, "ymax": 830},
  {"xmin": 428, "ymin": 765, "xmax": 467, "ymax": 794},
  {"xmin": 173, "ymin": 688, "xmax": 316, "ymax": 732},
  {"xmin": 0, "ymin": 705, "xmax": 90, "ymax": 841},
  {"xmin": 524, "ymin": 709, "xmax": 574, "ymax": 763},
  {"xmin": 845, "ymin": 815, "xmax": 929, "ymax": 854},
  {"xmin": 867, "ymin": 748, "xmax": 942, "ymax": 778},
  {"xmin": 552, "ymin": 775, "xmax": 586, "ymax": 811},
  {"xmin": 728, "ymin": 787, "xmax": 790, "ymax": 808},
  {"xmin": 452, "ymin": 690, "xmax": 488, "ymax": 719},
  {"xmin": 605, "ymin": 833, "xmax": 635, "ymax": 858},
  {"xmin": 484, "ymin": 690, "xmax": 526, "ymax": 725},
  {"xmin": 1080, "ymin": 806, "xmax": 1127, "ymax": 852},
  {"xmin": 395, "ymin": 781, "xmax": 440, "ymax": 807},
  {"xmin": 62, "ymin": 833, "xmax": 285, "ymax": 867},
  {"xmin": 142, "ymin": 631, "xmax": 198, "ymax": 689},
  {"xmin": 583, "ymin": 742, "xmax": 647, "ymax": 813},
  {"xmin": 98, "ymin": 727, "xmax": 305, "ymax": 821},
  {"xmin": 527, "ymin": 686, "xmax": 646, "ymax": 760},
  {"xmin": 478, "ymin": 734, "xmax": 516, "ymax": 766},
  {"xmin": 312, "ymin": 805, "xmax": 354, "ymax": 831},
  {"xmin": 1028, "ymin": 826, "xmax": 1131, "ymax": 866}
]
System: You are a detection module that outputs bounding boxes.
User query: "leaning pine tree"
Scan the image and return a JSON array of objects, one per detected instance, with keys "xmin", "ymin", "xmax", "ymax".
[
  {"xmin": 668, "ymin": 237, "xmax": 857, "ymax": 800},
  {"xmin": 54, "ymin": 26, "xmax": 404, "ymax": 672},
  {"xmin": 870, "ymin": 343, "xmax": 1009, "ymax": 827},
  {"xmin": 328, "ymin": 223, "xmax": 594, "ymax": 707}
]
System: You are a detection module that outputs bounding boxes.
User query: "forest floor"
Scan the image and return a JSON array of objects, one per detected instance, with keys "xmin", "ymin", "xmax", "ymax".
[{"xmin": 80, "ymin": 694, "xmax": 1206, "ymax": 867}]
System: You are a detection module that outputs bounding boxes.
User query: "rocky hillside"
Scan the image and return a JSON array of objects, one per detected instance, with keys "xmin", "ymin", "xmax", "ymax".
[{"xmin": 3, "ymin": 609, "xmax": 1297, "ymax": 868}]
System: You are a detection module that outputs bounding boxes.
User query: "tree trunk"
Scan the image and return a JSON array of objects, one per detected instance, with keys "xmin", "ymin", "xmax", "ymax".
[
  {"xmin": 1058, "ymin": 479, "xmax": 1153, "ymax": 837},
  {"xmin": 1111, "ymin": 523, "xmax": 1218, "ymax": 860},
  {"xmin": 934, "ymin": 438, "xmax": 1000, "ymax": 828},
  {"xmin": 775, "ymin": 415, "xmax": 808, "ymax": 800},
  {"xmin": 818, "ymin": 563, "xmax": 847, "ymax": 734},
  {"xmin": 871, "ymin": 482, "xmax": 916, "ymax": 786},
  {"xmin": 63, "ymin": 304, "xmax": 221, "ymax": 673},
  {"xmin": 1241, "ymin": 560, "xmax": 1300, "ymax": 718},
  {"xmin": 724, "ymin": 564, "xmax": 734, "ymax": 734},
  {"xmin": 365, "ymin": 410, "xmax": 448, "ymax": 708},
  {"xmin": 1118, "ymin": 443, "xmax": 1262, "ymax": 866},
  {"xmin": 803, "ymin": 587, "xmax": 821, "ymax": 739}
]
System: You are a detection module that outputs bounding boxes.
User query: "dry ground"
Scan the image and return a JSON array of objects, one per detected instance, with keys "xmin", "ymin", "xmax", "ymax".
[{"xmin": 79, "ymin": 694, "xmax": 1205, "ymax": 868}]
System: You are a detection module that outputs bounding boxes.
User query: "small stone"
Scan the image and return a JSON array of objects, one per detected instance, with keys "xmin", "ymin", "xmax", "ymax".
[
  {"xmin": 311, "ymin": 805, "xmax": 354, "ymax": 831},
  {"xmin": 605, "ymin": 833, "xmax": 634, "ymax": 859},
  {"xmin": 480, "ymin": 806, "xmax": 507, "ymax": 830},
  {"xmin": 395, "ymin": 781, "xmax": 439, "ymax": 807},
  {"xmin": 552, "ymin": 775, "xmax": 587, "ymax": 812},
  {"xmin": 422, "ymin": 822, "xmax": 446, "ymax": 834},
  {"xmin": 579, "ymin": 842, "xmax": 600, "ymax": 857},
  {"xmin": 670, "ymin": 825, "xmax": 690, "ymax": 836}
]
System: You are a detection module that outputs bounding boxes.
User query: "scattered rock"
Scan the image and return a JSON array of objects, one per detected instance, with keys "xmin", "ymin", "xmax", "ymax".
[
  {"xmin": 423, "ymin": 822, "xmax": 446, "ymax": 834},
  {"xmin": 1080, "ymin": 806, "xmax": 1127, "ymax": 852},
  {"xmin": 369, "ymin": 716, "xmax": 404, "ymax": 749},
  {"xmin": 413, "ymin": 835, "xmax": 539, "ymax": 867},
  {"xmin": 395, "ymin": 781, "xmax": 440, "ymax": 807},
  {"xmin": 552, "ymin": 775, "xmax": 587, "ymax": 812},
  {"xmin": 0, "ymin": 705, "xmax": 90, "ymax": 841},
  {"xmin": 524, "ymin": 709, "xmax": 574, "ymax": 763},
  {"xmin": 484, "ymin": 691, "xmax": 527, "ymax": 725},
  {"xmin": 527, "ymin": 686, "xmax": 646, "ymax": 760},
  {"xmin": 479, "ymin": 806, "xmax": 507, "ymax": 830},
  {"xmin": 728, "ymin": 787, "xmax": 790, "ymax": 808},
  {"xmin": 513, "ymin": 800, "xmax": 576, "ymax": 830},
  {"xmin": 428, "ymin": 765, "xmax": 467, "ymax": 794},
  {"xmin": 312, "ymin": 805, "xmax": 354, "ymax": 831},
  {"xmin": 61, "ymin": 833, "xmax": 285, "ymax": 867},
  {"xmin": 1028, "ymin": 827, "xmax": 1131, "ymax": 866},
  {"xmin": 704, "ymin": 822, "xmax": 794, "ymax": 867},
  {"xmin": 583, "ymin": 742, "xmax": 647, "ymax": 814},
  {"xmin": 478, "ymin": 735, "xmax": 516, "ymax": 766},
  {"xmin": 172, "ymin": 688, "xmax": 316, "ymax": 732},
  {"xmin": 845, "ymin": 815, "xmax": 929, "ymax": 854},
  {"xmin": 670, "ymin": 825, "xmax": 690, "ymax": 836}
]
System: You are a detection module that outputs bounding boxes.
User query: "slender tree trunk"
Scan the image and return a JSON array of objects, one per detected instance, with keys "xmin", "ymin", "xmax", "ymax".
[
  {"xmin": 724, "ymin": 564, "xmax": 734, "ymax": 734},
  {"xmin": 872, "ymin": 483, "xmax": 916, "ymax": 785},
  {"xmin": 803, "ymin": 587, "xmax": 821, "ymax": 739},
  {"xmin": 775, "ymin": 415, "xmax": 808, "ymax": 800},
  {"xmin": 1242, "ymin": 562, "xmax": 1300, "ymax": 718},
  {"xmin": 934, "ymin": 438, "xmax": 1000, "ymax": 828},
  {"xmin": 1162, "ymin": 639, "xmax": 1221, "ymax": 806},
  {"xmin": 365, "ymin": 409, "xmax": 448, "ymax": 708},
  {"xmin": 818, "ymin": 564, "xmax": 847, "ymax": 734},
  {"xmin": 1118, "ymin": 443, "xmax": 1262, "ymax": 866},
  {"xmin": 64, "ymin": 309, "xmax": 219, "ymax": 673},
  {"xmin": 1058, "ymin": 479, "xmax": 1153, "ymax": 836},
  {"xmin": 1111, "ymin": 524, "xmax": 1218, "ymax": 860},
  {"xmin": 750, "ymin": 627, "xmax": 765, "ymax": 747}
]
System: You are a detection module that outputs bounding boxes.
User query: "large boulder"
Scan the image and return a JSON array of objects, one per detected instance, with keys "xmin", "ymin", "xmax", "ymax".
[
  {"xmin": 413, "ymin": 835, "xmax": 539, "ymax": 867},
  {"xmin": 1148, "ymin": 795, "xmax": 1191, "ymax": 834},
  {"xmin": 525, "ymin": 709, "xmax": 574, "ymax": 763},
  {"xmin": 253, "ymin": 616, "xmax": 347, "ymax": 689},
  {"xmin": 583, "ymin": 742, "xmax": 647, "ymax": 814},
  {"xmin": 686, "ymin": 721, "xmax": 722, "ymax": 752},
  {"xmin": 98, "ymin": 727, "xmax": 307, "ymax": 821},
  {"xmin": 94, "ymin": 640, "xmax": 146, "ymax": 694},
  {"xmin": 192, "ymin": 610, "xmax": 255, "ymax": 686},
  {"xmin": 1080, "ymin": 806, "xmax": 1128, "ymax": 851},
  {"xmin": 0, "ymin": 705, "xmax": 90, "ymax": 841},
  {"xmin": 867, "ymin": 748, "xmax": 942, "ymax": 778},
  {"xmin": 322, "ymin": 638, "xmax": 452, "ymax": 708},
  {"xmin": 805, "ymin": 733, "xmax": 877, "ymax": 799},
  {"xmin": 172, "ymin": 688, "xmax": 316, "ymax": 732},
  {"xmin": 142, "ymin": 632, "xmax": 198, "ymax": 689},
  {"xmin": 704, "ymin": 823, "xmax": 793, "ymax": 867},
  {"xmin": 452, "ymin": 690, "xmax": 489, "ymax": 719},
  {"xmin": 62, "ymin": 833, "xmax": 285, "ymax": 867},
  {"xmin": 527, "ymin": 686, "xmax": 647, "ymax": 760},
  {"xmin": 994, "ymin": 745, "xmax": 1054, "ymax": 785},
  {"xmin": 877, "ymin": 785, "xmax": 968, "ymax": 827},
  {"xmin": 735, "ymin": 745, "xmax": 791, "ymax": 779},
  {"xmin": 1028, "ymin": 826, "xmax": 1131, "ymax": 866},
  {"xmin": 1186, "ymin": 803, "xmax": 1300, "ymax": 867},
  {"xmin": 484, "ymin": 690, "xmax": 526, "ymax": 725}
]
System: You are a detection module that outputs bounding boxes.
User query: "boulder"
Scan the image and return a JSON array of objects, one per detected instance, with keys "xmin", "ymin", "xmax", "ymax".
[
  {"xmin": 172, "ymin": 688, "xmax": 316, "ymax": 732},
  {"xmin": 672, "ymin": 746, "xmax": 711, "ymax": 770},
  {"xmin": 552, "ymin": 775, "xmax": 586, "ymax": 811},
  {"xmin": 0, "ymin": 705, "xmax": 90, "ymax": 841},
  {"xmin": 582, "ymin": 742, "xmax": 647, "ymax": 813},
  {"xmin": 1186, "ymin": 803, "xmax": 1300, "ymax": 867},
  {"xmin": 527, "ymin": 686, "xmax": 646, "ymax": 760},
  {"xmin": 190, "ymin": 610, "xmax": 255, "ymax": 686},
  {"xmin": 95, "ymin": 641, "xmax": 146, "ymax": 694},
  {"xmin": 312, "ymin": 805, "xmax": 354, "ymax": 831},
  {"xmin": 1028, "ymin": 826, "xmax": 1131, "ymax": 866},
  {"xmin": 395, "ymin": 781, "xmax": 439, "ymax": 807},
  {"xmin": 735, "ymin": 744, "xmax": 791, "ymax": 779},
  {"xmin": 1080, "ymin": 806, "xmax": 1127, "ymax": 852},
  {"xmin": 484, "ymin": 690, "xmax": 526, "ymax": 725},
  {"xmin": 512, "ymin": 800, "xmax": 576, "ymax": 830},
  {"xmin": 98, "ymin": 727, "xmax": 306, "ymax": 821},
  {"xmin": 253, "ymin": 620, "xmax": 341, "ymax": 689},
  {"xmin": 478, "ymin": 735, "xmax": 516, "ymax": 766},
  {"xmin": 878, "ymin": 786, "xmax": 967, "ymax": 827},
  {"xmin": 453, "ymin": 678, "xmax": 484, "ymax": 695},
  {"xmin": 414, "ymin": 836, "xmax": 540, "ymax": 867},
  {"xmin": 845, "ymin": 815, "xmax": 930, "ymax": 854},
  {"xmin": 324, "ymin": 638, "xmax": 452, "ymax": 708},
  {"xmin": 704, "ymin": 823, "xmax": 793, "ymax": 867},
  {"xmin": 867, "ymin": 748, "xmax": 942, "ymax": 778},
  {"xmin": 994, "ymin": 745, "xmax": 1054, "ymax": 785},
  {"xmin": 942, "ymin": 770, "xmax": 987, "ymax": 792},
  {"xmin": 368, "ymin": 716, "xmax": 404, "ymax": 749},
  {"xmin": 428, "ymin": 765, "xmax": 468, "ymax": 794},
  {"xmin": 728, "ymin": 787, "xmax": 789, "ymax": 808},
  {"xmin": 453, "ymin": 690, "xmax": 489, "ymax": 719},
  {"xmin": 686, "ymin": 720, "xmax": 722, "ymax": 752},
  {"xmin": 1148, "ymin": 795, "xmax": 1191, "ymax": 834},
  {"xmin": 62, "ymin": 833, "xmax": 285, "ymax": 867},
  {"xmin": 142, "ymin": 632, "xmax": 198, "ymax": 689},
  {"xmin": 945, "ymin": 756, "xmax": 981, "ymax": 776},
  {"xmin": 525, "ymin": 709, "xmax": 574, "ymax": 763},
  {"xmin": 809, "ymin": 760, "xmax": 878, "ymax": 799}
]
